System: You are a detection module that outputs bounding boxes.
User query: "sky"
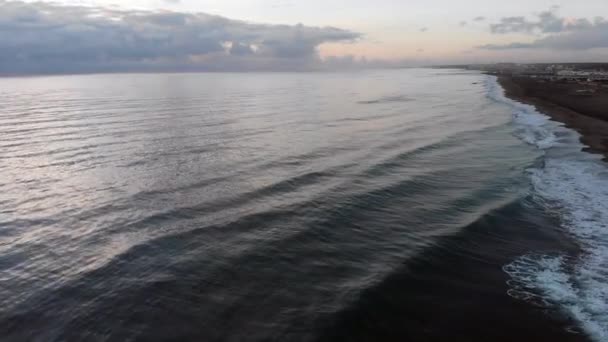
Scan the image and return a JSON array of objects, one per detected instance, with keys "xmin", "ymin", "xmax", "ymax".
[{"xmin": 2, "ymin": 0, "xmax": 608, "ymax": 74}]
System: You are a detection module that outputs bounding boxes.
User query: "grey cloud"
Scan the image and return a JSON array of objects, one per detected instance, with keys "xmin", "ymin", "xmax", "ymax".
[
  {"xmin": 480, "ymin": 10, "xmax": 608, "ymax": 50},
  {"xmin": 473, "ymin": 16, "xmax": 485, "ymax": 22},
  {"xmin": 229, "ymin": 42, "xmax": 255, "ymax": 56},
  {"xmin": 490, "ymin": 8, "xmax": 597, "ymax": 34},
  {"xmin": 490, "ymin": 16, "xmax": 540, "ymax": 34},
  {"xmin": 516, "ymin": 23, "xmax": 608, "ymax": 50},
  {"xmin": 460, "ymin": 21, "xmax": 467, "ymax": 27},
  {"xmin": 477, "ymin": 42, "xmax": 534, "ymax": 50},
  {"xmin": 419, "ymin": 27, "xmax": 428, "ymax": 32},
  {"xmin": 256, "ymin": 24, "xmax": 359, "ymax": 58},
  {"xmin": 0, "ymin": 1, "xmax": 360, "ymax": 74}
]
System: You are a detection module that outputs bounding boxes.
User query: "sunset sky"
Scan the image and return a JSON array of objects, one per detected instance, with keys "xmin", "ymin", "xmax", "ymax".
[{"xmin": 3, "ymin": 0, "xmax": 608, "ymax": 73}]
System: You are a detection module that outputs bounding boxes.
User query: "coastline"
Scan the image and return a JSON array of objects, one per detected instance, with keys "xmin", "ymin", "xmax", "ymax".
[
  {"xmin": 497, "ymin": 75, "xmax": 608, "ymax": 161},
  {"xmin": 1, "ymin": 68, "xmax": 600, "ymax": 342},
  {"xmin": 317, "ymin": 73, "xmax": 593, "ymax": 342},
  {"xmin": 495, "ymin": 74, "xmax": 606, "ymax": 341}
]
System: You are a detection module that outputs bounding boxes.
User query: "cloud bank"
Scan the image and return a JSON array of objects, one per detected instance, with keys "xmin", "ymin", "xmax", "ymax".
[
  {"xmin": 0, "ymin": 0, "xmax": 361, "ymax": 74},
  {"xmin": 480, "ymin": 8, "xmax": 608, "ymax": 50}
]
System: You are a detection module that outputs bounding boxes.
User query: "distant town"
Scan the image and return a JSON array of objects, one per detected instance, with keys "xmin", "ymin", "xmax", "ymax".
[
  {"xmin": 439, "ymin": 63, "xmax": 608, "ymax": 137},
  {"xmin": 472, "ymin": 63, "xmax": 608, "ymax": 80},
  {"xmin": 465, "ymin": 63, "xmax": 608, "ymax": 96}
]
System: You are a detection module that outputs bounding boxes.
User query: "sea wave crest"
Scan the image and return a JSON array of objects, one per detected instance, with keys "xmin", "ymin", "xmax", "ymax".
[{"xmin": 487, "ymin": 75, "xmax": 608, "ymax": 342}]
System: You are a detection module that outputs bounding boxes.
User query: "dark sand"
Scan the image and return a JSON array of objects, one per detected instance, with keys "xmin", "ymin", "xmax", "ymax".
[{"xmin": 498, "ymin": 76, "xmax": 608, "ymax": 160}]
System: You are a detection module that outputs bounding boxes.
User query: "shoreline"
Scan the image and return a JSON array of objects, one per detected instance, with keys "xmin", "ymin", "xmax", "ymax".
[
  {"xmin": 497, "ymin": 75, "xmax": 608, "ymax": 161},
  {"xmin": 316, "ymin": 73, "xmax": 594, "ymax": 342},
  {"xmin": 495, "ymin": 75, "xmax": 600, "ymax": 341}
]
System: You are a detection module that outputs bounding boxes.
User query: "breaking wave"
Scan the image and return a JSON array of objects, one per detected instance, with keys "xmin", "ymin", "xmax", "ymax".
[{"xmin": 488, "ymin": 76, "xmax": 608, "ymax": 341}]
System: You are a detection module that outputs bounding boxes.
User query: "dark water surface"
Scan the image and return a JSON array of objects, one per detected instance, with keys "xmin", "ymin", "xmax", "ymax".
[{"xmin": 0, "ymin": 69, "xmax": 605, "ymax": 341}]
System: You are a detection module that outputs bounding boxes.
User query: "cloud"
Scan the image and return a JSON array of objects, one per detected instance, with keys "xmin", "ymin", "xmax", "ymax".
[
  {"xmin": 477, "ymin": 42, "xmax": 535, "ymax": 50},
  {"xmin": 419, "ymin": 27, "xmax": 428, "ymax": 32},
  {"xmin": 228, "ymin": 42, "xmax": 255, "ymax": 56},
  {"xmin": 473, "ymin": 16, "xmax": 485, "ymax": 22},
  {"xmin": 459, "ymin": 21, "xmax": 467, "ymax": 27},
  {"xmin": 490, "ymin": 16, "xmax": 536, "ymax": 34},
  {"xmin": 0, "ymin": 1, "xmax": 360, "ymax": 74},
  {"xmin": 490, "ymin": 8, "xmax": 596, "ymax": 34},
  {"xmin": 480, "ymin": 9, "xmax": 608, "ymax": 50}
]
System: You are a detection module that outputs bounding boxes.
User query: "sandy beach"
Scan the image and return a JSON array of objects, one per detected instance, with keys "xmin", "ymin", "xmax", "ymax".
[{"xmin": 498, "ymin": 76, "xmax": 608, "ymax": 160}]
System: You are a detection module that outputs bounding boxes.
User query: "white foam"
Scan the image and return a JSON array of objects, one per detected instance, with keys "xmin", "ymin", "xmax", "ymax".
[{"xmin": 487, "ymin": 76, "xmax": 608, "ymax": 341}]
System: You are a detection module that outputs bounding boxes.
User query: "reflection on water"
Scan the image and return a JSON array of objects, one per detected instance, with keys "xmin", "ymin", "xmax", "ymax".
[{"xmin": 0, "ymin": 70, "xmax": 552, "ymax": 341}]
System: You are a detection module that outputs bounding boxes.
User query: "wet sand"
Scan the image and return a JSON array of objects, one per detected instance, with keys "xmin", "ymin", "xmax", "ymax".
[{"xmin": 498, "ymin": 76, "xmax": 608, "ymax": 161}]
